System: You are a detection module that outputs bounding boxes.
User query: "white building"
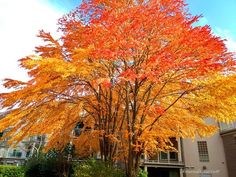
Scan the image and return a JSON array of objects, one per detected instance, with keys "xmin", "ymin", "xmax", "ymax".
[
  {"xmin": 0, "ymin": 112, "xmax": 44, "ymax": 165},
  {"xmin": 142, "ymin": 120, "xmax": 229, "ymax": 177}
]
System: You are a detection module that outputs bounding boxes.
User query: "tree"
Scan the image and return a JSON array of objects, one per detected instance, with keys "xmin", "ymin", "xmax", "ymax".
[{"xmin": 0, "ymin": 0, "xmax": 235, "ymax": 177}]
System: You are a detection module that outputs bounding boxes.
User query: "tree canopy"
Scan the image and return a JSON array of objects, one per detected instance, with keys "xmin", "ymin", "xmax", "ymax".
[{"xmin": 0, "ymin": 0, "xmax": 235, "ymax": 176}]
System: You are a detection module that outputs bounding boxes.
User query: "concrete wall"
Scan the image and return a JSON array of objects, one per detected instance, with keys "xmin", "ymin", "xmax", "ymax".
[{"xmin": 183, "ymin": 130, "xmax": 228, "ymax": 177}]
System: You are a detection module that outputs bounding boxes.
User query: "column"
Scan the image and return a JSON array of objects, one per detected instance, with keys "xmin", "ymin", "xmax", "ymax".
[{"xmin": 178, "ymin": 137, "xmax": 182, "ymax": 162}]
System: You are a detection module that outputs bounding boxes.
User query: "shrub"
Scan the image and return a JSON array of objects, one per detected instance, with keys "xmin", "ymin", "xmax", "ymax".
[
  {"xmin": 72, "ymin": 159, "xmax": 125, "ymax": 177},
  {"xmin": 138, "ymin": 168, "xmax": 148, "ymax": 177},
  {"xmin": 25, "ymin": 151, "xmax": 72, "ymax": 177},
  {"xmin": 0, "ymin": 165, "xmax": 25, "ymax": 177}
]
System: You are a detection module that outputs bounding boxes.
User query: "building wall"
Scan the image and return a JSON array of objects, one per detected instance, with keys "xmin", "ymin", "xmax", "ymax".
[
  {"xmin": 220, "ymin": 130, "xmax": 236, "ymax": 177},
  {"xmin": 0, "ymin": 144, "xmax": 28, "ymax": 159},
  {"xmin": 0, "ymin": 141, "xmax": 28, "ymax": 165},
  {"xmin": 183, "ymin": 131, "xmax": 228, "ymax": 177},
  {"xmin": 0, "ymin": 135, "xmax": 44, "ymax": 165},
  {"xmin": 142, "ymin": 128, "xmax": 229, "ymax": 177},
  {"xmin": 0, "ymin": 112, "xmax": 46, "ymax": 165}
]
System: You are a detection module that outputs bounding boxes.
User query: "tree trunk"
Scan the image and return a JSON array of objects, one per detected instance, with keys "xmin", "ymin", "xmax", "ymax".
[
  {"xmin": 99, "ymin": 136, "xmax": 114, "ymax": 162},
  {"xmin": 127, "ymin": 149, "xmax": 140, "ymax": 177}
]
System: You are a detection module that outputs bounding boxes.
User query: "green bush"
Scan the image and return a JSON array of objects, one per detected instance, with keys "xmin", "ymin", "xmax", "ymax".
[
  {"xmin": 25, "ymin": 156, "xmax": 57, "ymax": 177},
  {"xmin": 138, "ymin": 168, "xmax": 148, "ymax": 177},
  {"xmin": 72, "ymin": 159, "xmax": 125, "ymax": 177},
  {"xmin": 25, "ymin": 153, "xmax": 72, "ymax": 177},
  {"xmin": 0, "ymin": 165, "xmax": 25, "ymax": 177}
]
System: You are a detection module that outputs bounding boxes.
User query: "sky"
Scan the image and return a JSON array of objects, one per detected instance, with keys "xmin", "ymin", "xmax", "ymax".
[
  {"xmin": 186, "ymin": 0, "xmax": 236, "ymax": 52},
  {"xmin": 0, "ymin": 0, "xmax": 235, "ymax": 92}
]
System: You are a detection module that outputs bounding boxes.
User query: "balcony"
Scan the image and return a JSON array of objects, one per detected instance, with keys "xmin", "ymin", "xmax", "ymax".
[
  {"xmin": 141, "ymin": 151, "xmax": 184, "ymax": 168},
  {"xmin": 141, "ymin": 138, "xmax": 184, "ymax": 168},
  {"xmin": 0, "ymin": 157, "xmax": 25, "ymax": 166}
]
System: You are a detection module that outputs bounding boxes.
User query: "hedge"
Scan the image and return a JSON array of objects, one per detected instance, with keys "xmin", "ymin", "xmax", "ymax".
[
  {"xmin": 72, "ymin": 159, "xmax": 125, "ymax": 177},
  {"xmin": 0, "ymin": 165, "xmax": 25, "ymax": 177}
]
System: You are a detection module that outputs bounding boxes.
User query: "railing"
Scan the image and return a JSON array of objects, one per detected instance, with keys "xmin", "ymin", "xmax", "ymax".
[
  {"xmin": 143, "ymin": 159, "xmax": 183, "ymax": 165},
  {"xmin": 0, "ymin": 157, "xmax": 25, "ymax": 165}
]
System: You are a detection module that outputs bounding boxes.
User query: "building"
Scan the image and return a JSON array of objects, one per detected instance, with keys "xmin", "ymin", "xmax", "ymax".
[
  {"xmin": 219, "ymin": 121, "xmax": 236, "ymax": 177},
  {"xmin": 183, "ymin": 133, "xmax": 228, "ymax": 177},
  {"xmin": 0, "ymin": 137, "xmax": 30, "ymax": 166},
  {"xmin": 0, "ymin": 112, "xmax": 44, "ymax": 165},
  {"xmin": 142, "ymin": 120, "xmax": 229, "ymax": 177},
  {"xmin": 141, "ymin": 138, "xmax": 184, "ymax": 177},
  {"xmin": 0, "ymin": 132, "xmax": 45, "ymax": 166}
]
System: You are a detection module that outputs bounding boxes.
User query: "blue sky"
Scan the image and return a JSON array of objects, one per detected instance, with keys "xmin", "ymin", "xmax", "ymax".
[
  {"xmin": 46, "ymin": 0, "xmax": 236, "ymax": 32},
  {"xmin": 0, "ymin": 0, "xmax": 235, "ymax": 92},
  {"xmin": 188, "ymin": 0, "xmax": 236, "ymax": 32},
  {"xmin": 186, "ymin": 0, "xmax": 236, "ymax": 40},
  {"xmin": 46, "ymin": 0, "xmax": 236, "ymax": 48},
  {"xmin": 46, "ymin": 0, "xmax": 81, "ymax": 13}
]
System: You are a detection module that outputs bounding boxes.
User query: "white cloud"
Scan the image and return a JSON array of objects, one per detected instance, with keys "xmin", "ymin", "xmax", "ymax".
[
  {"xmin": 194, "ymin": 20, "xmax": 236, "ymax": 53},
  {"xmin": 0, "ymin": 0, "xmax": 64, "ymax": 92},
  {"xmin": 214, "ymin": 28, "xmax": 236, "ymax": 53}
]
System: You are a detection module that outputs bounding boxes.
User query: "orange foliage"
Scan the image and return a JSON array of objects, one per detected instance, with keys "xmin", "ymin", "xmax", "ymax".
[{"xmin": 0, "ymin": 0, "xmax": 235, "ymax": 176}]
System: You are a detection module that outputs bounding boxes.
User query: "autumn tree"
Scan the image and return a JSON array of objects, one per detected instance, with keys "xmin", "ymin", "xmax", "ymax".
[{"xmin": 0, "ymin": 0, "xmax": 236, "ymax": 177}]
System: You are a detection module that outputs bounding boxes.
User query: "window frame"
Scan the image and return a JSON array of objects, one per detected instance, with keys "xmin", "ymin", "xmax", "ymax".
[{"xmin": 197, "ymin": 141, "xmax": 209, "ymax": 162}]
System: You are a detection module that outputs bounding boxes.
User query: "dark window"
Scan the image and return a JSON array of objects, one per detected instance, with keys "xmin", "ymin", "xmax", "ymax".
[
  {"xmin": 16, "ymin": 152, "xmax": 22, "ymax": 158},
  {"xmin": 10, "ymin": 149, "xmax": 22, "ymax": 158},
  {"xmin": 170, "ymin": 138, "xmax": 178, "ymax": 149},
  {"xmin": 169, "ymin": 138, "xmax": 178, "ymax": 161},
  {"xmin": 74, "ymin": 122, "xmax": 84, "ymax": 136},
  {"xmin": 160, "ymin": 152, "xmax": 168, "ymax": 160},
  {"xmin": 12, "ymin": 149, "xmax": 17, "ymax": 156},
  {"xmin": 169, "ymin": 152, "xmax": 178, "ymax": 160}
]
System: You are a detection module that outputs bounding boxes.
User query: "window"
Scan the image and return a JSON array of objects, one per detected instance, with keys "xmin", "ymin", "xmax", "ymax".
[
  {"xmin": 74, "ymin": 122, "xmax": 83, "ymax": 136},
  {"xmin": 197, "ymin": 141, "xmax": 209, "ymax": 162},
  {"xmin": 169, "ymin": 152, "xmax": 178, "ymax": 160},
  {"xmin": 160, "ymin": 152, "xmax": 168, "ymax": 160},
  {"xmin": 169, "ymin": 138, "xmax": 178, "ymax": 161},
  {"xmin": 140, "ymin": 154, "xmax": 144, "ymax": 160},
  {"xmin": 149, "ymin": 152, "xmax": 158, "ymax": 160},
  {"xmin": 8, "ymin": 149, "xmax": 22, "ymax": 158}
]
